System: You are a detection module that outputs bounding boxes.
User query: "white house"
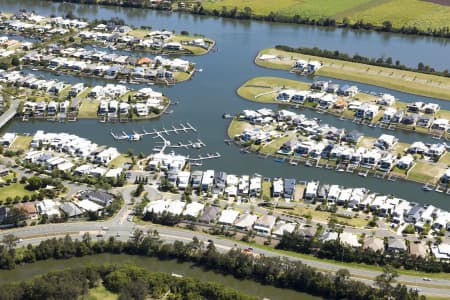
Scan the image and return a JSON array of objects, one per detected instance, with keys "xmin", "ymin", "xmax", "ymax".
[
  {"xmin": 374, "ymin": 134, "xmax": 397, "ymax": 150},
  {"xmin": 218, "ymin": 209, "xmax": 240, "ymax": 225},
  {"xmin": 397, "ymin": 154, "xmax": 414, "ymax": 169}
]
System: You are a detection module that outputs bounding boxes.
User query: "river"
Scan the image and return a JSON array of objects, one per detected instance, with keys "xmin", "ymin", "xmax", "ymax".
[
  {"xmin": 0, "ymin": 254, "xmax": 320, "ymax": 300},
  {"xmin": 1, "ymin": 0, "xmax": 450, "ymax": 210}
]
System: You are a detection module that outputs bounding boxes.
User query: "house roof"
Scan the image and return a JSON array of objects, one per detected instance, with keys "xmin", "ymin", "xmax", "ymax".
[
  {"xmin": 388, "ymin": 238, "xmax": 407, "ymax": 251},
  {"xmin": 60, "ymin": 202, "xmax": 84, "ymax": 217},
  {"xmin": 363, "ymin": 237, "xmax": 384, "ymax": 252},
  {"xmin": 199, "ymin": 206, "xmax": 220, "ymax": 223},
  {"xmin": 84, "ymin": 190, "xmax": 114, "ymax": 205},
  {"xmin": 15, "ymin": 203, "xmax": 37, "ymax": 215},
  {"xmin": 410, "ymin": 242, "xmax": 428, "ymax": 258}
]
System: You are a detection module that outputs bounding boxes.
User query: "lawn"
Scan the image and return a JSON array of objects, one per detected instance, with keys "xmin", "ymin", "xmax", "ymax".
[
  {"xmin": 0, "ymin": 183, "xmax": 35, "ymax": 200},
  {"xmin": 237, "ymin": 76, "xmax": 310, "ymax": 103},
  {"xmin": 10, "ymin": 136, "xmax": 32, "ymax": 151},
  {"xmin": 86, "ymin": 284, "xmax": 117, "ymax": 300},
  {"xmin": 174, "ymin": 71, "xmax": 192, "ymax": 82},
  {"xmin": 260, "ymin": 135, "xmax": 293, "ymax": 155},
  {"xmin": 407, "ymin": 161, "xmax": 446, "ymax": 184},
  {"xmin": 227, "ymin": 119, "xmax": 254, "ymax": 138},
  {"xmin": 78, "ymin": 100, "xmax": 99, "ymax": 118},
  {"xmin": 108, "ymin": 154, "xmax": 132, "ymax": 168},
  {"xmin": 261, "ymin": 181, "xmax": 272, "ymax": 200},
  {"xmin": 438, "ymin": 152, "xmax": 450, "ymax": 166},
  {"xmin": 256, "ymin": 48, "xmax": 450, "ymax": 100},
  {"xmin": 169, "ymin": 35, "xmax": 215, "ymax": 55},
  {"xmin": 78, "ymin": 87, "xmax": 92, "ymax": 99}
]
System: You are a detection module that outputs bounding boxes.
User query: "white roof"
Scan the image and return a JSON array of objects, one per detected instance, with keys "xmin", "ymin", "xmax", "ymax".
[
  {"xmin": 145, "ymin": 200, "xmax": 169, "ymax": 214},
  {"xmin": 105, "ymin": 168, "xmax": 123, "ymax": 178},
  {"xmin": 340, "ymin": 232, "xmax": 361, "ymax": 247},
  {"xmin": 167, "ymin": 200, "xmax": 185, "ymax": 215},
  {"xmin": 234, "ymin": 213, "xmax": 257, "ymax": 229},
  {"xmin": 218, "ymin": 209, "xmax": 240, "ymax": 225},
  {"xmin": 272, "ymin": 222, "xmax": 297, "ymax": 236},
  {"xmin": 76, "ymin": 199, "xmax": 103, "ymax": 212},
  {"xmin": 183, "ymin": 202, "xmax": 205, "ymax": 217}
]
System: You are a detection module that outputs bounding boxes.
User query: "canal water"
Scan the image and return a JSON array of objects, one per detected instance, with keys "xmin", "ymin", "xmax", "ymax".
[
  {"xmin": 1, "ymin": 0, "xmax": 450, "ymax": 210},
  {"xmin": 0, "ymin": 254, "xmax": 321, "ymax": 300}
]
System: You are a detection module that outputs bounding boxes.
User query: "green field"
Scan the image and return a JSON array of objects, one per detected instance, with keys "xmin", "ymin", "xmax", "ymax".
[
  {"xmin": 256, "ymin": 48, "xmax": 450, "ymax": 100},
  {"xmin": 0, "ymin": 183, "xmax": 35, "ymax": 200},
  {"xmin": 78, "ymin": 100, "xmax": 99, "ymax": 118},
  {"xmin": 10, "ymin": 136, "xmax": 32, "ymax": 151},
  {"xmin": 201, "ymin": 0, "xmax": 450, "ymax": 32},
  {"xmin": 227, "ymin": 119, "xmax": 254, "ymax": 138}
]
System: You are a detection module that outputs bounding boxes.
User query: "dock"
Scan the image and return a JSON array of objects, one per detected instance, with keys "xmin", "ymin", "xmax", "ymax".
[{"xmin": 110, "ymin": 123, "xmax": 197, "ymax": 142}]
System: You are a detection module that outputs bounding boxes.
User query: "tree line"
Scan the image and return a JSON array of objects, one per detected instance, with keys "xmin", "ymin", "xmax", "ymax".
[
  {"xmin": 0, "ymin": 263, "xmax": 257, "ymax": 300},
  {"xmin": 277, "ymin": 232, "xmax": 450, "ymax": 273},
  {"xmin": 0, "ymin": 232, "xmax": 423, "ymax": 300},
  {"xmin": 275, "ymin": 44, "xmax": 450, "ymax": 78}
]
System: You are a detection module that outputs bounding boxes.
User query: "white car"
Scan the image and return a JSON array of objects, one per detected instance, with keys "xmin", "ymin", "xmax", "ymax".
[{"xmin": 422, "ymin": 278, "xmax": 431, "ymax": 282}]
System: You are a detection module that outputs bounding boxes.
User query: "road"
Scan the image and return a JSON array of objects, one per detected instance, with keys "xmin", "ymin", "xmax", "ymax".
[
  {"xmin": 2, "ymin": 213, "xmax": 450, "ymax": 297},
  {"xmin": 0, "ymin": 99, "xmax": 19, "ymax": 129}
]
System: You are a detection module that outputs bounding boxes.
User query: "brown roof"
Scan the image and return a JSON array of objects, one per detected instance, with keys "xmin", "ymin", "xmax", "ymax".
[
  {"xmin": 363, "ymin": 237, "xmax": 385, "ymax": 253},
  {"xmin": 15, "ymin": 203, "xmax": 37, "ymax": 215},
  {"xmin": 409, "ymin": 242, "xmax": 428, "ymax": 258},
  {"xmin": 137, "ymin": 57, "xmax": 152, "ymax": 65}
]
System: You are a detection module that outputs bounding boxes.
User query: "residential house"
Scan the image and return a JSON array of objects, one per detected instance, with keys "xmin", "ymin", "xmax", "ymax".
[
  {"xmin": 199, "ymin": 206, "xmax": 220, "ymax": 223},
  {"xmin": 387, "ymin": 237, "xmax": 407, "ymax": 253},
  {"xmin": 363, "ymin": 237, "xmax": 385, "ymax": 253},
  {"xmin": 396, "ymin": 154, "xmax": 414, "ymax": 170},
  {"xmin": 253, "ymin": 214, "xmax": 276, "ymax": 235},
  {"xmin": 234, "ymin": 213, "xmax": 257, "ymax": 231}
]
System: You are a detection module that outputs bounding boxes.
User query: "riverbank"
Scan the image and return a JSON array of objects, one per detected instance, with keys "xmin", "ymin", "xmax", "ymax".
[
  {"xmin": 255, "ymin": 48, "xmax": 450, "ymax": 101},
  {"xmin": 237, "ymin": 76, "xmax": 450, "ymax": 138}
]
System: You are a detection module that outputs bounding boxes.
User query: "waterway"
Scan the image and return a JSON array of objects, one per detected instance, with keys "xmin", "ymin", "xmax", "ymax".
[
  {"xmin": 0, "ymin": 254, "xmax": 320, "ymax": 300},
  {"xmin": 1, "ymin": 0, "xmax": 450, "ymax": 210}
]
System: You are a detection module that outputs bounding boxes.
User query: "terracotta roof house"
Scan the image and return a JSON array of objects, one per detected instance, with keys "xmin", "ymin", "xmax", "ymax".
[
  {"xmin": 409, "ymin": 242, "xmax": 428, "ymax": 258},
  {"xmin": 363, "ymin": 237, "xmax": 385, "ymax": 253}
]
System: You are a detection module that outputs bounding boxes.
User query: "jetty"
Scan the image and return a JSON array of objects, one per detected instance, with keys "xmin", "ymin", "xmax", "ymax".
[{"xmin": 110, "ymin": 123, "xmax": 197, "ymax": 142}]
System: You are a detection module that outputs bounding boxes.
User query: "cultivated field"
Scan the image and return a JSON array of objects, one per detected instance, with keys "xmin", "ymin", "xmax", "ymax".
[{"xmin": 201, "ymin": 0, "xmax": 450, "ymax": 31}]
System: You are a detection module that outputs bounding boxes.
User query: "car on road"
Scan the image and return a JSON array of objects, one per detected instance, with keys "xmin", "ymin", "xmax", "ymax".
[
  {"xmin": 101, "ymin": 226, "xmax": 109, "ymax": 231},
  {"xmin": 17, "ymin": 238, "xmax": 24, "ymax": 243},
  {"xmin": 127, "ymin": 216, "xmax": 133, "ymax": 222},
  {"xmin": 412, "ymin": 287, "xmax": 422, "ymax": 292},
  {"xmin": 422, "ymin": 277, "xmax": 431, "ymax": 281},
  {"xmin": 116, "ymin": 232, "xmax": 121, "ymax": 237}
]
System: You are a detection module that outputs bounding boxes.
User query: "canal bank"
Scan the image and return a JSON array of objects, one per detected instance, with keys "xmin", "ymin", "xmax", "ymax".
[
  {"xmin": 0, "ymin": 0, "xmax": 449, "ymax": 211},
  {"xmin": 0, "ymin": 253, "xmax": 320, "ymax": 300}
]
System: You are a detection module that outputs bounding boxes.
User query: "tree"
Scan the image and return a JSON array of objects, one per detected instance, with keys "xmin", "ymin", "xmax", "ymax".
[
  {"xmin": 2, "ymin": 234, "xmax": 19, "ymax": 252},
  {"xmin": 375, "ymin": 265, "xmax": 398, "ymax": 296}
]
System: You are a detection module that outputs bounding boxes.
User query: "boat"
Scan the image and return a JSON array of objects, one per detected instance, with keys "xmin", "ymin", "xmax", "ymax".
[
  {"xmin": 190, "ymin": 162, "xmax": 203, "ymax": 166},
  {"xmin": 336, "ymin": 168, "xmax": 345, "ymax": 172},
  {"xmin": 273, "ymin": 158, "xmax": 285, "ymax": 163},
  {"xmin": 358, "ymin": 171, "xmax": 368, "ymax": 177},
  {"xmin": 31, "ymin": 68, "xmax": 39, "ymax": 71},
  {"xmin": 289, "ymin": 160, "xmax": 298, "ymax": 166},
  {"xmin": 305, "ymin": 161, "xmax": 313, "ymax": 167},
  {"xmin": 422, "ymin": 184, "xmax": 434, "ymax": 192}
]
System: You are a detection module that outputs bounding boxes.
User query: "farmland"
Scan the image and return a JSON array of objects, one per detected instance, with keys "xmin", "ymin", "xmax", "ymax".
[{"xmin": 201, "ymin": 0, "xmax": 450, "ymax": 32}]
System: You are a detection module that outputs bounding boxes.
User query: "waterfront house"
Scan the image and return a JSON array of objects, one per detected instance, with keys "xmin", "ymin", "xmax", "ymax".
[
  {"xmin": 176, "ymin": 171, "xmax": 190, "ymax": 190},
  {"xmin": 361, "ymin": 149, "xmax": 382, "ymax": 168},
  {"xmin": 417, "ymin": 116, "xmax": 432, "ymax": 128},
  {"xmin": 225, "ymin": 174, "xmax": 238, "ymax": 198},
  {"xmin": 420, "ymin": 205, "xmax": 436, "ymax": 224},
  {"xmin": 311, "ymin": 80, "xmax": 328, "ymax": 91},
  {"xmin": 374, "ymin": 134, "xmax": 397, "ymax": 150},
  {"xmin": 396, "ymin": 154, "xmax": 414, "ymax": 170},
  {"xmin": 441, "ymin": 169, "xmax": 450, "ymax": 184},
  {"xmin": 317, "ymin": 184, "xmax": 329, "ymax": 201},
  {"xmin": 327, "ymin": 185, "xmax": 341, "ymax": 204},
  {"xmin": 295, "ymin": 140, "xmax": 316, "ymax": 156},
  {"xmin": 339, "ymin": 85, "xmax": 359, "ymax": 97},
  {"xmin": 89, "ymin": 86, "xmax": 105, "ymax": 98},
  {"xmin": 348, "ymin": 188, "xmax": 366, "ymax": 208},
  {"xmin": 190, "ymin": 170, "xmax": 203, "ymax": 190},
  {"xmin": 391, "ymin": 111, "xmax": 404, "ymax": 123},
  {"xmin": 201, "ymin": 170, "xmax": 214, "ymax": 192},
  {"xmin": 253, "ymin": 214, "xmax": 277, "ymax": 235},
  {"xmin": 0, "ymin": 132, "xmax": 16, "ymax": 147},
  {"xmin": 293, "ymin": 59, "xmax": 307, "ymax": 69},
  {"xmin": 427, "ymin": 143, "xmax": 446, "ymax": 158},
  {"xmin": 119, "ymin": 102, "xmax": 130, "ymax": 115},
  {"xmin": 307, "ymin": 61, "xmax": 322, "ymax": 73},
  {"xmin": 381, "ymin": 107, "xmax": 396, "ymax": 123},
  {"xmin": 108, "ymin": 100, "xmax": 118, "ymax": 115},
  {"xmin": 235, "ymin": 213, "xmax": 258, "ymax": 231},
  {"xmin": 342, "ymin": 130, "xmax": 363, "ymax": 144},
  {"xmin": 407, "ymin": 102, "xmax": 424, "ymax": 113},
  {"xmin": 408, "ymin": 141, "xmax": 428, "ymax": 154},
  {"xmin": 238, "ymin": 175, "xmax": 250, "ymax": 195},
  {"xmin": 336, "ymin": 188, "xmax": 352, "ymax": 206},
  {"xmin": 213, "ymin": 171, "xmax": 227, "ymax": 194},
  {"xmin": 378, "ymin": 153, "xmax": 397, "ymax": 172},
  {"xmin": 272, "ymin": 178, "xmax": 284, "ymax": 198},
  {"xmin": 326, "ymin": 83, "xmax": 339, "ymax": 93},
  {"xmin": 304, "ymin": 181, "xmax": 319, "ymax": 200},
  {"xmin": 406, "ymin": 205, "xmax": 425, "ymax": 223},
  {"xmin": 249, "ymin": 175, "xmax": 262, "ymax": 197},
  {"xmin": 318, "ymin": 94, "xmax": 336, "ymax": 109},
  {"xmin": 291, "ymin": 90, "xmax": 310, "ymax": 104},
  {"xmin": 94, "ymin": 147, "xmax": 120, "ymax": 164},
  {"xmin": 431, "ymin": 118, "xmax": 449, "ymax": 131},
  {"xmin": 59, "ymin": 101, "xmax": 69, "ymax": 113},
  {"xmin": 432, "ymin": 211, "xmax": 450, "ymax": 230},
  {"xmin": 423, "ymin": 103, "xmax": 440, "ymax": 114},
  {"xmin": 377, "ymin": 94, "xmax": 396, "ymax": 106},
  {"xmin": 355, "ymin": 103, "xmax": 379, "ymax": 120},
  {"xmin": 47, "ymin": 101, "xmax": 58, "ymax": 116},
  {"xmin": 98, "ymin": 100, "xmax": 108, "ymax": 116},
  {"xmin": 134, "ymin": 103, "xmax": 149, "ymax": 116},
  {"xmin": 310, "ymin": 142, "xmax": 326, "ymax": 158}
]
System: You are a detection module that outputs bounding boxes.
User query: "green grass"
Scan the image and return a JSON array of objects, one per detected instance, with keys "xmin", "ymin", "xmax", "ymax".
[
  {"xmin": 261, "ymin": 181, "xmax": 271, "ymax": 200},
  {"xmin": 260, "ymin": 135, "xmax": 293, "ymax": 155},
  {"xmin": 174, "ymin": 71, "xmax": 192, "ymax": 82},
  {"xmin": 78, "ymin": 100, "xmax": 99, "ymax": 118},
  {"xmin": 0, "ymin": 183, "xmax": 35, "ymax": 200},
  {"xmin": 78, "ymin": 88, "xmax": 92, "ymax": 99},
  {"xmin": 237, "ymin": 76, "xmax": 310, "ymax": 103},
  {"xmin": 202, "ymin": 0, "xmax": 450, "ymax": 32},
  {"xmin": 169, "ymin": 35, "xmax": 215, "ymax": 55},
  {"xmin": 227, "ymin": 119, "xmax": 254, "ymax": 138},
  {"xmin": 256, "ymin": 48, "xmax": 450, "ymax": 101},
  {"xmin": 86, "ymin": 284, "xmax": 117, "ymax": 300},
  {"xmin": 407, "ymin": 161, "xmax": 445, "ymax": 184},
  {"xmin": 108, "ymin": 154, "xmax": 132, "ymax": 168},
  {"xmin": 9, "ymin": 136, "xmax": 32, "ymax": 151}
]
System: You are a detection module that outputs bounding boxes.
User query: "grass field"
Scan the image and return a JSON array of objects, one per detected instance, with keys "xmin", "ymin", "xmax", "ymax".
[
  {"xmin": 10, "ymin": 136, "xmax": 32, "ymax": 151},
  {"xmin": 108, "ymin": 154, "xmax": 132, "ymax": 168},
  {"xmin": 78, "ymin": 100, "xmax": 99, "ymax": 118},
  {"xmin": 227, "ymin": 119, "xmax": 254, "ymax": 138},
  {"xmin": 0, "ymin": 183, "xmax": 34, "ymax": 200},
  {"xmin": 201, "ymin": 0, "xmax": 450, "ymax": 32},
  {"xmin": 256, "ymin": 48, "xmax": 450, "ymax": 100},
  {"xmin": 407, "ymin": 161, "xmax": 446, "ymax": 184},
  {"xmin": 237, "ymin": 76, "xmax": 310, "ymax": 103}
]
